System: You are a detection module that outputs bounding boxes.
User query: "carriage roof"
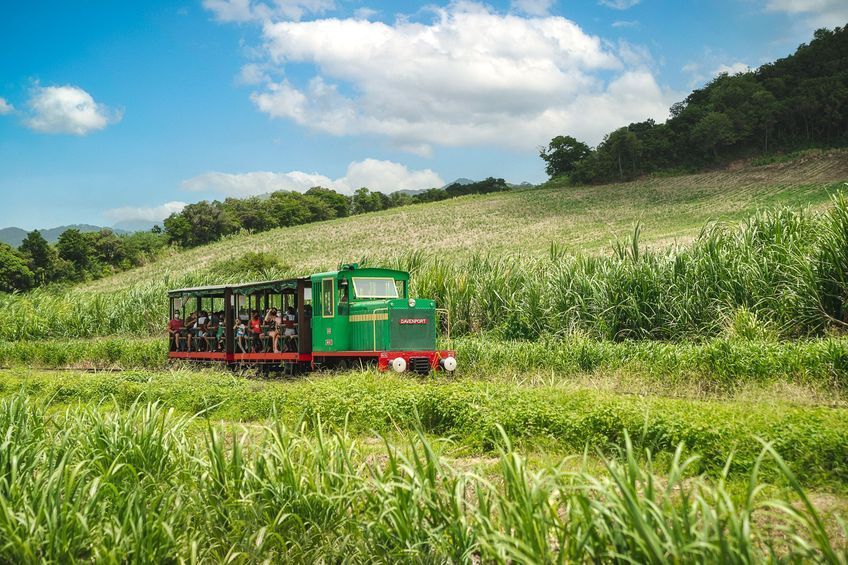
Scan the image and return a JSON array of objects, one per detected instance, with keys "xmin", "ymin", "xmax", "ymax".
[{"xmin": 167, "ymin": 277, "xmax": 309, "ymax": 298}]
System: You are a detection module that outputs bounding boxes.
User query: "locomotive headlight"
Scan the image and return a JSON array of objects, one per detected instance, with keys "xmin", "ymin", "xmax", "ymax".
[
  {"xmin": 391, "ymin": 357, "xmax": 407, "ymax": 373},
  {"xmin": 440, "ymin": 356, "xmax": 457, "ymax": 372},
  {"xmin": 408, "ymin": 298, "xmax": 416, "ymax": 308}
]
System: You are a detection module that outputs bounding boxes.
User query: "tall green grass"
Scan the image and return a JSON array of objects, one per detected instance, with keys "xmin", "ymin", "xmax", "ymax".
[
  {"xmin": 3, "ymin": 369, "xmax": 847, "ymax": 483},
  {"xmin": 1, "ymin": 194, "xmax": 847, "ymax": 342},
  {"xmin": 0, "ymin": 395, "xmax": 843, "ymax": 562}
]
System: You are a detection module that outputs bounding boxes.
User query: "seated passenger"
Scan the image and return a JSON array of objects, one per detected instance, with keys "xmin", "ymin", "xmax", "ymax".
[
  {"xmin": 283, "ymin": 306, "xmax": 297, "ymax": 352},
  {"xmin": 206, "ymin": 317, "xmax": 219, "ymax": 351},
  {"xmin": 267, "ymin": 308, "xmax": 282, "ymax": 353},
  {"xmin": 250, "ymin": 312, "xmax": 263, "ymax": 352},
  {"xmin": 215, "ymin": 318, "xmax": 225, "ymax": 351},
  {"xmin": 185, "ymin": 311, "xmax": 197, "ymax": 351},
  {"xmin": 194, "ymin": 311, "xmax": 209, "ymax": 351},
  {"xmin": 168, "ymin": 312, "xmax": 183, "ymax": 351},
  {"xmin": 235, "ymin": 319, "xmax": 247, "ymax": 353}
]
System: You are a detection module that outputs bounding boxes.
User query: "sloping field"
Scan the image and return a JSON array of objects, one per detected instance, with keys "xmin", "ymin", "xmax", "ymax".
[{"xmin": 89, "ymin": 150, "xmax": 848, "ymax": 293}]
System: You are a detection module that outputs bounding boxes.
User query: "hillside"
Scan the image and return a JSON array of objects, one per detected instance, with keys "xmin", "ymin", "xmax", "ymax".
[{"xmin": 89, "ymin": 150, "xmax": 848, "ymax": 293}]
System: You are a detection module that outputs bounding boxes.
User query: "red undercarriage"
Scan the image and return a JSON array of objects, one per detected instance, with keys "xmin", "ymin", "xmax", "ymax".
[{"xmin": 168, "ymin": 350, "xmax": 455, "ymax": 371}]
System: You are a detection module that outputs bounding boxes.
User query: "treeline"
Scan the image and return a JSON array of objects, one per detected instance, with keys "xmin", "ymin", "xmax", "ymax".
[
  {"xmin": 0, "ymin": 229, "xmax": 166, "ymax": 292},
  {"xmin": 540, "ymin": 26, "xmax": 848, "ymax": 183},
  {"xmin": 163, "ymin": 178, "xmax": 509, "ymax": 248}
]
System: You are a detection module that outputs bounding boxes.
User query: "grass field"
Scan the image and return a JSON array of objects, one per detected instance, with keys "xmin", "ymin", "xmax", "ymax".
[
  {"xmin": 0, "ymin": 370, "xmax": 846, "ymax": 562},
  {"xmin": 2, "ymin": 152, "xmax": 848, "ymax": 561}
]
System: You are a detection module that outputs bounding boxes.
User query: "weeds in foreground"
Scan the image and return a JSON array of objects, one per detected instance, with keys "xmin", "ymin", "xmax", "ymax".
[{"xmin": 0, "ymin": 395, "xmax": 843, "ymax": 563}]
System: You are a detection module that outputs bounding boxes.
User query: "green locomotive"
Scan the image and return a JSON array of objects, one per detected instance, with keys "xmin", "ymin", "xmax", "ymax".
[{"xmin": 168, "ymin": 263, "xmax": 457, "ymax": 374}]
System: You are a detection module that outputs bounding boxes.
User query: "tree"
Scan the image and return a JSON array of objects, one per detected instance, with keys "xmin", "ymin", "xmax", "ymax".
[
  {"xmin": 18, "ymin": 230, "xmax": 61, "ymax": 285},
  {"xmin": 351, "ymin": 188, "xmax": 384, "ymax": 214},
  {"xmin": 57, "ymin": 228, "xmax": 95, "ymax": 278},
  {"xmin": 0, "ymin": 243, "xmax": 35, "ymax": 292},
  {"xmin": 164, "ymin": 201, "xmax": 231, "ymax": 248},
  {"xmin": 691, "ymin": 112, "xmax": 736, "ymax": 158},
  {"xmin": 539, "ymin": 135, "xmax": 592, "ymax": 178},
  {"xmin": 413, "ymin": 188, "xmax": 450, "ymax": 203},
  {"xmin": 306, "ymin": 187, "xmax": 351, "ymax": 218}
]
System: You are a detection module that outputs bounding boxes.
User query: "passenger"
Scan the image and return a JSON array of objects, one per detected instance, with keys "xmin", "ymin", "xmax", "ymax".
[
  {"xmin": 267, "ymin": 308, "xmax": 282, "ymax": 354},
  {"xmin": 283, "ymin": 306, "xmax": 297, "ymax": 352},
  {"xmin": 168, "ymin": 312, "xmax": 183, "ymax": 351},
  {"xmin": 250, "ymin": 312, "xmax": 263, "ymax": 352},
  {"xmin": 185, "ymin": 311, "xmax": 198, "ymax": 351},
  {"xmin": 206, "ymin": 316, "xmax": 218, "ymax": 351},
  {"xmin": 195, "ymin": 311, "xmax": 209, "ymax": 351},
  {"xmin": 235, "ymin": 319, "xmax": 247, "ymax": 353},
  {"xmin": 214, "ymin": 318, "xmax": 225, "ymax": 351}
]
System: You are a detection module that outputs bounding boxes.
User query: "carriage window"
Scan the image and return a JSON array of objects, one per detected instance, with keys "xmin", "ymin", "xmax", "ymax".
[
  {"xmin": 352, "ymin": 278, "xmax": 399, "ymax": 299},
  {"xmin": 321, "ymin": 278, "xmax": 334, "ymax": 318},
  {"xmin": 395, "ymin": 280, "xmax": 406, "ymax": 298}
]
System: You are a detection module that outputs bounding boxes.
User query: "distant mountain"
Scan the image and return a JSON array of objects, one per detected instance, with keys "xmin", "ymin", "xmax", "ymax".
[
  {"xmin": 0, "ymin": 227, "xmax": 29, "ymax": 248},
  {"xmin": 0, "ymin": 224, "xmax": 132, "ymax": 247},
  {"xmin": 441, "ymin": 178, "xmax": 475, "ymax": 189}
]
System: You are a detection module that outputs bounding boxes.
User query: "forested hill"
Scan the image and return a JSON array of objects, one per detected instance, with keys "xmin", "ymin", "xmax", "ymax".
[{"xmin": 540, "ymin": 26, "xmax": 848, "ymax": 184}]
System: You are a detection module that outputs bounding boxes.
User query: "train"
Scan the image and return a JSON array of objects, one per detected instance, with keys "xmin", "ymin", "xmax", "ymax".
[{"xmin": 167, "ymin": 263, "xmax": 457, "ymax": 374}]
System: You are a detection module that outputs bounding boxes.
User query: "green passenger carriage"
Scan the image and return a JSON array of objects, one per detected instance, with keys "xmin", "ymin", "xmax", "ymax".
[{"xmin": 167, "ymin": 264, "xmax": 457, "ymax": 374}]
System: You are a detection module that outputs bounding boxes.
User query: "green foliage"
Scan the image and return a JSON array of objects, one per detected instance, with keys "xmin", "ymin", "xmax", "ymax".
[
  {"xmin": 444, "ymin": 177, "xmax": 510, "ymax": 197},
  {"xmin": 0, "ymin": 394, "xmax": 843, "ymax": 562},
  {"xmin": 539, "ymin": 135, "xmax": 592, "ymax": 178},
  {"xmin": 2, "ymin": 372, "xmax": 848, "ymax": 485},
  {"xmin": 0, "ymin": 244, "xmax": 34, "ymax": 293}
]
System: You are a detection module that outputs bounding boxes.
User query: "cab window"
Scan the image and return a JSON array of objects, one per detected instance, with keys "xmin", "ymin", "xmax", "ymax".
[
  {"xmin": 322, "ymin": 278, "xmax": 334, "ymax": 317},
  {"xmin": 352, "ymin": 277, "xmax": 399, "ymax": 299}
]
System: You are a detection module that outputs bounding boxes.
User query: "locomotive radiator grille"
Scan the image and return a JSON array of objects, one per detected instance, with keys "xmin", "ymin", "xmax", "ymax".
[{"xmin": 409, "ymin": 356, "xmax": 431, "ymax": 375}]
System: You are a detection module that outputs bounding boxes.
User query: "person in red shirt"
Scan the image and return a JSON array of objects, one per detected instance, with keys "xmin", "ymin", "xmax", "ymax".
[
  {"xmin": 250, "ymin": 312, "xmax": 263, "ymax": 352},
  {"xmin": 168, "ymin": 313, "xmax": 184, "ymax": 351}
]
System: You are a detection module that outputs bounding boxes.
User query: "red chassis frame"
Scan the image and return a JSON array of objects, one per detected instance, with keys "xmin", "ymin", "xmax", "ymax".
[{"xmin": 169, "ymin": 349, "xmax": 455, "ymax": 371}]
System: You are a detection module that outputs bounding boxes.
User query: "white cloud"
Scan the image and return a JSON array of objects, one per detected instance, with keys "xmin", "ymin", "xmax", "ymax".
[
  {"xmin": 599, "ymin": 0, "xmax": 640, "ymax": 9},
  {"xmin": 245, "ymin": 3, "xmax": 676, "ymax": 148},
  {"xmin": 510, "ymin": 0, "xmax": 554, "ymax": 17},
  {"xmin": 713, "ymin": 62, "xmax": 750, "ymax": 76},
  {"xmin": 25, "ymin": 85, "xmax": 121, "ymax": 135},
  {"xmin": 203, "ymin": 0, "xmax": 334, "ymax": 22},
  {"xmin": 182, "ymin": 158, "xmax": 444, "ymax": 196},
  {"xmin": 764, "ymin": 0, "xmax": 848, "ymax": 28},
  {"xmin": 104, "ymin": 201, "xmax": 187, "ymax": 223},
  {"xmin": 237, "ymin": 63, "xmax": 270, "ymax": 84},
  {"xmin": 0, "ymin": 98, "xmax": 13, "ymax": 115}
]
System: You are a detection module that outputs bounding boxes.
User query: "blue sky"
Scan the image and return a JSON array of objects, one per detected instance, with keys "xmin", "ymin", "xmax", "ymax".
[{"xmin": 0, "ymin": 0, "xmax": 845, "ymax": 230}]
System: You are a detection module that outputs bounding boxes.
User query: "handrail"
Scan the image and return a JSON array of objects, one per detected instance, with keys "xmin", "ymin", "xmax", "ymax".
[{"xmin": 372, "ymin": 307, "xmax": 388, "ymax": 351}]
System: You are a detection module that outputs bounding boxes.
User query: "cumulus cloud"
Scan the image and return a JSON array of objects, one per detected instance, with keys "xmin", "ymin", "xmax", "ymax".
[
  {"xmin": 182, "ymin": 158, "xmax": 444, "ymax": 197},
  {"xmin": 0, "ymin": 98, "xmax": 13, "ymax": 115},
  {"xmin": 510, "ymin": 0, "xmax": 554, "ymax": 17},
  {"xmin": 241, "ymin": 3, "xmax": 675, "ymax": 148},
  {"xmin": 104, "ymin": 201, "xmax": 187, "ymax": 223},
  {"xmin": 599, "ymin": 0, "xmax": 640, "ymax": 9},
  {"xmin": 764, "ymin": 0, "xmax": 848, "ymax": 29},
  {"xmin": 203, "ymin": 0, "xmax": 333, "ymax": 22},
  {"xmin": 25, "ymin": 85, "xmax": 121, "ymax": 135}
]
